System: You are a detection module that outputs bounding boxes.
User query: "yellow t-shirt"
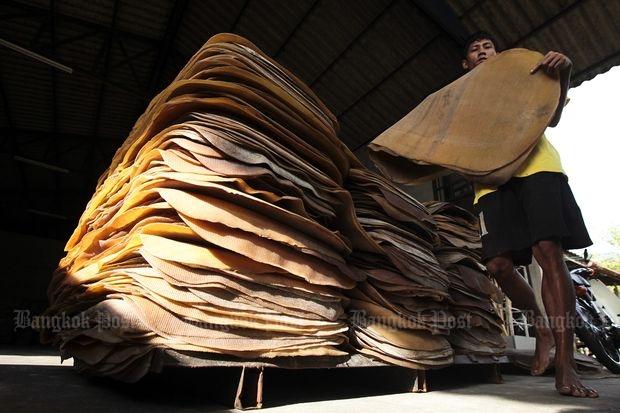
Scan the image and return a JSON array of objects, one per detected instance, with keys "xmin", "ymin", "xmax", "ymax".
[{"xmin": 473, "ymin": 134, "xmax": 564, "ymax": 204}]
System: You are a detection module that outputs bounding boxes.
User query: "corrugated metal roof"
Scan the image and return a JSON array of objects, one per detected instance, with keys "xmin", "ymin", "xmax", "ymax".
[
  {"xmin": 175, "ymin": 0, "xmax": 243, "ymax": 58},
  {"xmin": 116, "ymin": 0, "xmax": 173, "ymax": 39},
  {"xmin": 0, "ymin": 0, "xmax": 618, "ymax": 239},
  {"xmin": 449, "ymin": 0, "xmax": 620, "ymax": 85},
  {"xmin": 275, "ymin": 0, "xmax": 393, "ymax": 83}
]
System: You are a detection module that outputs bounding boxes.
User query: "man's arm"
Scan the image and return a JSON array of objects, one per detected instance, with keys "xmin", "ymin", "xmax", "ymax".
[{"xmin": 530, "ymin": 51, "xmax": 572, "ymax": 127}]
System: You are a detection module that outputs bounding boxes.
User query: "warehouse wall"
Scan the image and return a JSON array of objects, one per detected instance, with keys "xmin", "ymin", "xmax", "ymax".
[{"xmin": 0, "ymin": 230, "xmax": 63, "ymax": 344}]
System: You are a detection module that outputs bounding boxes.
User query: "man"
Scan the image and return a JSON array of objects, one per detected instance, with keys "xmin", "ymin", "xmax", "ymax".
[{"xmin": 462, "ymin": 32, "xmax": 598, "ymax": 398}]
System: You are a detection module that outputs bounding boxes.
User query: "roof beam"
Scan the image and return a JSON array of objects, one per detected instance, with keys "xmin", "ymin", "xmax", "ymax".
[
  {"xmin": 231, "ymin": 0, "xmax": 251, "ymax": 33},
  {"xmin": 410, "ymin": 0, "xmax": 469, "ymax": 46},
  {"xmin": 116, "ymin": 37, "xmax": 145, "ymax": 90},
  {"xmin": 81, "ymin": 0, "xmax": 120, "ymax": 193},
  {"xmin": 509, "ymin": 0, "xmax": 583, "ymax": 48},
  {"xmin": 144, "ymin": 0, "xmax": 188, "ymax": 98},
  {"xmin": 457, "ymin": 0, "xmax": 486, "ymax": 18},
  {"xmin": 109, "ymin": 46, "xmax": 156, "ymax": 72},
  {"xmin": 3, "ymin": 0, "xmax": 159, "ymax": 45},
  {"xmin": 0, "ymin": 38, "xmax": 73, "ymax": 73},
  {"xmin": 41, "ymin": 28, "xmax": 101, "ymax": 52},
  {"xmin": 310, "ymin": 0, "xmax": 396, "ymax": 87},
  {"xmin": 0, "ymin": 36, "xmax": 143, "ymax": 98},
  {"xmin": 273, "ymin": 0, "xmax": 319, "ymax": 58},
  {"xmin": 131, "ymin": 0, "xmax": 188, "ymax": 144},
  {"xmin": 28, "ymin": 16, "xmax": 49, "ymax": 49}
]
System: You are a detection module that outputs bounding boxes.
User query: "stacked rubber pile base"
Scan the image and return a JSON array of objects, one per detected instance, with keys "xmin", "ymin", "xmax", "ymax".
[
  {"xmin": 42, "ymin": 33, "xmax": 373, "ymax": 382},
  {"xmin": 425, "ymin": 202, "xmax": 506, "ymax": 356},
  {"xmin": 40, "ymin": 32, "xmax": 507, "ymax": 383},
  {"xmin": 344, "ymin": 169, "xmax": 453, "ymax": 369}
]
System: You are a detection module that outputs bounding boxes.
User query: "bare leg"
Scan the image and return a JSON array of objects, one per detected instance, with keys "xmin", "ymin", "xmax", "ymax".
[
  {"xmin": 486, "ymin": 254, "xmax": 554, "ymax": 375},
  {"xmin": 533, "ymin": 239, "xmax": 598, "ymax": 398}
]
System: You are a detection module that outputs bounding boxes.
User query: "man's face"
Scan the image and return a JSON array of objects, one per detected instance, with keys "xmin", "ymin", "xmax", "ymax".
[{"xmin": 462, "ymin": 38, "xmax": 497, "ymax": 71}]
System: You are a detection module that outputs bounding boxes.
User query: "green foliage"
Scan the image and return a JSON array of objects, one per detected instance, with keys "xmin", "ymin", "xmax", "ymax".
[
  {"xmin": 600, "ymin": 258, "xmax": 620, "ymax": 272},
  {"xmin": 610, "ymin": 227, "xmax": 620, "ymax": 248},
  {"xmin": 595, "ymin": 227, "xmax": 620, "ymax": 272}
]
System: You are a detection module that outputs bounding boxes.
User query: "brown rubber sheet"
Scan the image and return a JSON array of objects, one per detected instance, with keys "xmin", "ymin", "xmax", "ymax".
[{"xmin": 369, "ymin": 49, "xmax": 560, "ymax": 186}]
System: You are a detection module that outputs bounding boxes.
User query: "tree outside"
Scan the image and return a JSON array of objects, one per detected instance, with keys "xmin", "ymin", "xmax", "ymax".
[{"xmin": 598, "ymin": 227, "xmax": 620, "ymax": 273}]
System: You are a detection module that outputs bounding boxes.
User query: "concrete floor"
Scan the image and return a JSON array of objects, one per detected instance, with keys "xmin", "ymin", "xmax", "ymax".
[{"xmin": 1, "ymin": 347, "xmax": 618, "ymax": 413}]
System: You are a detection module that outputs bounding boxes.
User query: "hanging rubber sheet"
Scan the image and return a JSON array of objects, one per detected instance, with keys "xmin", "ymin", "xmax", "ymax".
[{"xmin": 368, "ymin": 49, "xmax": 561, "ymax": 186}]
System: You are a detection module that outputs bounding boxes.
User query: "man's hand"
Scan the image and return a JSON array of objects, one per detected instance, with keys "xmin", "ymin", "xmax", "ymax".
[
  {"xmin": 530, "ymin": 51, "xmax": 572, "ymax": 78},
  {"xmin": 530, "ymin": 51, "xmax": 573, "ymax": 127}
]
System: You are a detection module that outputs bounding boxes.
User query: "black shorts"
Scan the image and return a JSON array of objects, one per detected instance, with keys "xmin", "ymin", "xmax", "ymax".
[{"xmin": 476, "ymin": 172, "xmax": 592, "ymax": 266}]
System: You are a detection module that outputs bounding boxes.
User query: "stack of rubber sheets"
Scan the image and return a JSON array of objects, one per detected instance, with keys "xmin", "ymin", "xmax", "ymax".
[
  {"xmin": 42, "ymin": 33, "xmax": 374, "ymax": 381},
  {"xmin": 344, "ymin": 168, "xmax": 454, "ymax": 369},
  {"xmin": 425, "ymin": 202, "xmax": 506, "ymax": 356},
  {"xmin": 426, "ymin": 201, "xmax": 482, "ymax": 265}
]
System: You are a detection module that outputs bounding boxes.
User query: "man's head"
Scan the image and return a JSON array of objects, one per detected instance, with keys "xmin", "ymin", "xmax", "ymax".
[{"xmin": 462, "ymin": 31, "xmax": 498, "ymax": 71}]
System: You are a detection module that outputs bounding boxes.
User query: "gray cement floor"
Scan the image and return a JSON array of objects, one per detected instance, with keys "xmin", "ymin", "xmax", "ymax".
[{"xmin": 1, "ymin": 347, "xmax": 618, "ymax": 413}]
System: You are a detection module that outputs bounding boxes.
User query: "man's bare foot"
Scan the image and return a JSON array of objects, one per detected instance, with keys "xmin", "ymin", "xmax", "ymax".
[
  {"xmin": 555, "ymin": 364, "xmax": 599, "ymax": 398},
  {"xmin": 531, "ymin": 326, "xmax": 554, "ymax": 375}
]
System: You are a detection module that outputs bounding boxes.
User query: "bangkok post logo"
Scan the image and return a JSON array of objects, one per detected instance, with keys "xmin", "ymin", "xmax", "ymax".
[
  {"xmin": 13, "ymin": 309, "xmax": 90, "ymax": 333},
  {"xmin": 13, "ymin": 309, "xmax": 31, "ymax": 331}
]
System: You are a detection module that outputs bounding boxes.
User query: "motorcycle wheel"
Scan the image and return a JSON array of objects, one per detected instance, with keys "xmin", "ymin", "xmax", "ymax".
[{"xmin": 575, "ymin": 304, "xmax": 620, "ymax": 374}]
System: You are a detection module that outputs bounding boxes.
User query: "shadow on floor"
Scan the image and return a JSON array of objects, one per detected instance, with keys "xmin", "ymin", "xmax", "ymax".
[{"xmin": 1, "ymin": 347, "xmax": 619, "ymax": 412}]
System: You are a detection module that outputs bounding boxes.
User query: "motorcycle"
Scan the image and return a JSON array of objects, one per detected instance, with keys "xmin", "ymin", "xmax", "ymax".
[{"xmin": 571, "ymin": 267, "xmax": 620, "ymax": 374}]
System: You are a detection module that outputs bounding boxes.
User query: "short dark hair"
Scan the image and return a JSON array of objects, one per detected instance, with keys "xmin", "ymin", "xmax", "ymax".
[{"xmin": 463, "ymin": 31, "xmax": 499, "ymax": 56}]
